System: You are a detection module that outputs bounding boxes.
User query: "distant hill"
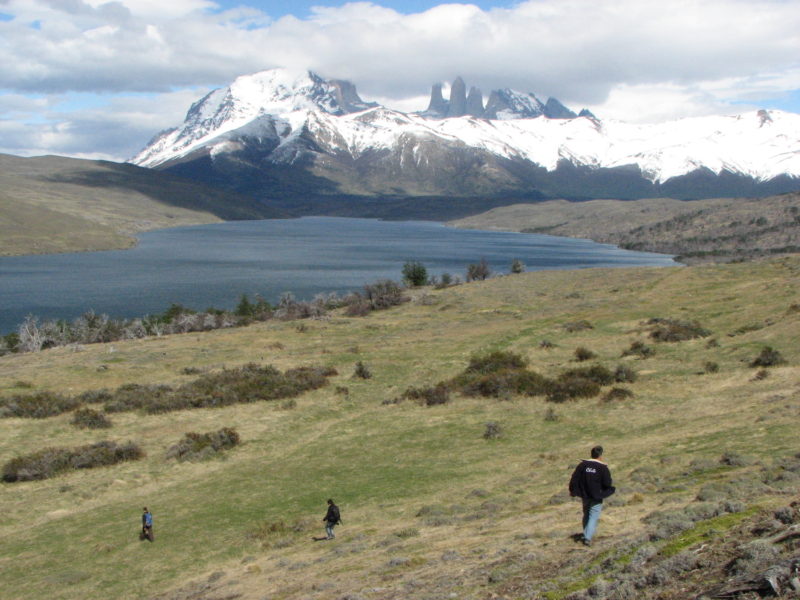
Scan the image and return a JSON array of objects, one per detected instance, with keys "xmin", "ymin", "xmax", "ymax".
[
  {"xmin": 451, "ymin": 193, "xmax": 800, "ymax": 263},
  {"xmin": 0, "ymin": 153, "xmax": 286, "ymax": 255}
]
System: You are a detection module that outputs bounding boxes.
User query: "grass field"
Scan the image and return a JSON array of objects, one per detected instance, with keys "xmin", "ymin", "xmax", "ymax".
[{"xmin": 0, "ymin": 257, "xmax": 798, "ymax": 599}]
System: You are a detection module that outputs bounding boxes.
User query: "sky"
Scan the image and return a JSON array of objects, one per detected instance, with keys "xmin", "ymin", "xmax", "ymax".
[{"xmin": 0, "ymin": 0, "xmax": 799, "ymax": 162}]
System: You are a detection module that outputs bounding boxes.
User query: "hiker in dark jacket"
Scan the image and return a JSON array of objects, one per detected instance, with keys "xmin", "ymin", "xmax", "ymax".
[
  {"xmin": 141, "ymin": 507, "xmax": 154, "ymax": 542},
  {"xmin": 569, "ymin": 445, "xmax": 615, "ymax": 546},
  {"xmin": 323, "ymin": 499, "xmax": 341, "ymax": 540}
]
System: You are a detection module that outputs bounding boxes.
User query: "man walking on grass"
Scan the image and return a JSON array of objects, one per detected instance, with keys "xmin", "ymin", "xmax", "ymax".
[
  {"xmin": 569, "ymin": 445, "xmax": 615, "ymax": 547},
  {"xmin": 141, "ymin": 507, "xmax": 154, "ymax": 542},
  {"xmin": 323, "ymin": 499, "xmax": 341, "ymax": 540}
]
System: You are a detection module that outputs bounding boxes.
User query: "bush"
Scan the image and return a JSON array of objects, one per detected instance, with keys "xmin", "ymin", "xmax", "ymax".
[
  {"xmin": 401, "ymin": 384, "xmax": 450, "ymax": 406},
  {"xmin": 166, "ymin": 428, "xmax": 240, "ymax": 461},
  {"xmin": 2, "ymin": 440, "xmax": 144, "ymax": 482},
  {"xmin": 483, "ymin": 422, "xmax": 502, "ymax": 439},
  {"xmin": 614, "ymin": 364, "xmax": 638, "ymax": 383},
  {"xmin": 621, "ymin": 340, "xmax": 655, "ymax": 358},
  {"xmin": 703, "ymin": 361, "xmax": 720, "ymax": 374},
  {"xmin": 0, "ymin": 391, "xmax": 81, "ymax": 419},
  {"xmin": 749, "ymin": 346, "xmax": 786, "ymax": 368},
  {"xmin": 559, "ymin": 364, "xmax": 615, "ymax": 386},
  {"xmin": 466, "ymin": 259, "xmax": 491, "ymax": 282},
  {"xmin": 510, "ymin": 259, "xmax": 525, "ymax": 274},
  {"xmin": 464, "ymin": 351, "xmax": 527, "ymax": 374},
  {"xmin": 402, "ymin": 261, "xmax": 428, "ymax": 287},
  {"xmin": 70, "ymin": 408, "xmax": 112, "ymax": 429},
  {"xmin": 353, "ymin": 361, "xmax": 372, "ymax": 379},
  {"xmin": 603, "ymin": 387, "xmax": 634, "ymax": 402},
  {"xmin": 647, "ymin": 318, "xmax": 711, "ymax": 342},
  {"xmin": 102, "ymin": 364, "xmax": 335, "ymax": 415},
  {"xmin": 563, "ymin": 320, "xmax": 593, "ymax": 333},
  {"xmin": 546, "ymin": 376, "xmax": 601, "ymax": 403},
  {"xmin": 574, "ymin": 347, "xmax": 597, "ymax": 362}
]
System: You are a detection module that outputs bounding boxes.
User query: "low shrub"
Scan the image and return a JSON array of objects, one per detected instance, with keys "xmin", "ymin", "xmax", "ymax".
[
  {"xmin": 563, "ymin": 320, "xmax": 593, "ymax": 333},
  {"xmin": 103, "ymin": 364, "xmax": 335, "ymax": 415},
  {"xmin": 464, "ymin": 350, "xmax": 527, "ymax": 374},
  {"xmin": 749, "ymin": 346, "xmax": 786, "ymax": 368},
  {"xmin": 752, "ymin": 369, "xmax": 769, "ymax": 381},
  {"xmin": 75, "ymin": 389, "xmax": 113, "ymax": 404},
  {"xmin": 0, "ymin": 391, "xmax": 81, "ymax": 419},
  {"xmin": 603, "ymin": 387, "xmax": 634, "ymax": 402},
  {"xmin": 401, "ymin": 384, "xmax": 450, "ymax": 406},
  {"xmin": 621, "ymin": 340, "xmax": 655, "ymax": 358},
  {"xmin": 483, "ymin": 422, "xmax": 502, "ymax": 439},
  {"xmin": 544, "ymin": 407, "xmax": 560, "ymax": 422},
  {"xmin": 546, "ymin": 376, "xmax": 601, "ymax": 403},
  {"xmin": 614, "ymin": 364, "xmax": 638, "ymax": 383},
  {"xmin": 703, "ymin": 361, "xmax": 720, "ymax": 374},
  {"xmin": 70, "ymin": 407, "xmax": 112, "ymax": 429},
  {"xmin": 166, "ymin": 428, "xmax": 240, "ymax": 461},
  {"xmin": 574, "ymin": 347, "xmax": 597, "ymax": 362},
  {"xmin": 647, "ymin": 318, "xmax": 711, "ymax": 342},
  {"xmin": 353, "ymin": 361, "xmax": 372, "ymax": 379},
  {"xmin": 559, "ymin": 364, "xmax": 615, "ymax": 386},
  {"xmin": 2, "ymin": 440, "xmax": 144, "ymax": 482}
]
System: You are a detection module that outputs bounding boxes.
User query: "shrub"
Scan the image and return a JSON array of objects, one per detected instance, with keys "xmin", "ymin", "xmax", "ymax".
[
  {"xmin": 621, "ymin": 340, "xmax": 655, "ymax": 358},
  {"xmin": 603, "ymin": 387, "xmax": 634, "ymax": 402},
  {"xmin": 103, "ymin": 364, "xmax": 335, "ymax": 415},
  {"xmin": 435, "ymin": 272, "xmax": 454, "ymax": 289},
  {"xmin": 402, "ymin": 261, "xmax": 428, "ymax": 287},
  {"xmin": 510, "ymin": 259, "xmax": 525, "ymax": 274},
  {"xmin": 563, "ymin": 320, "xmax": 593, "ymax": 333},
  {"xmin": 362, "ymin": 280, "xmax": 408, "ymax": 310},
  {"xmin": 546, "ymin": 376, "xmax": 601, "ymax": 403},
  {"xmin": 76, "ymin": 389, "xmax": 113, "ymax": 404},
  {"xmin": 353, "ymin": 361, "xmax": 372, "ymax": 379},
  {"xmin": 749, "ymin": 346, "xmax": 786, "ymax": 368},
  {"xmin": 539, "ymin": 340, "xmax": 555, "ymax": 349},
  {"xmin": 70, "ymin": 408, "xmax": 112, "ymax": 429},
  {"xmin": 465, "ymin": 351, "xmax": 527, "ymax": 374},
  {"xmin": 647, "ymin": 318, "xmax": 711, "ymax": 342},
  {"xmin": 559, "ymin": 364, "xmax": 615, "ymax": 386},
  {"xmin": 2, "ymin": 440, "xmax": 144, "ymax": 482},
  {"xmin": 614, "ymin": 364, "xmax": 638, "ymax": 383},
  {"xmin": 166, "ymin": 428, "xmax": 240, "ymax": 461},
  {"xmin": 402, "ymin": 384, "xmax": 450, "ymax": 406},
  {"xmin": 466, "ymin": 259, "xmax": 491, "ymax": 282},
  {"xmin": 483, "ymin": 422, "xmax": 502, "ymax": 439},
  {"xmin": 544, "ymin": 407, "xmax": 560, "ymax": 422},
  {"xmin": 703, "ymin": 361, "xmax": 720, "ymax": 374},
  {"xmin": 0, "ymin": 391, "xmax": 81, "ymax": 419},
  {"xmin": 752, "ymin": 369, "xmax": 769, "ymax": 381},
  {"xmin": 574, "ymin": 347, "xmax": 597, "ymax": 362}
]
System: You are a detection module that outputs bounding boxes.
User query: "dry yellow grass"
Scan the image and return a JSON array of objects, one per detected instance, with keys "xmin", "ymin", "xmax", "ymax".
[{"xmin": 0, "ymin": 257, "xmax": 798, "ymax": 599}]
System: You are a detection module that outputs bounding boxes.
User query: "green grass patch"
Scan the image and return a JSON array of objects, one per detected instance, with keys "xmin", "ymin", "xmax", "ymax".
[{"xmin": 659, "ymin": 505, "xmax": 759, "ymax": 557}]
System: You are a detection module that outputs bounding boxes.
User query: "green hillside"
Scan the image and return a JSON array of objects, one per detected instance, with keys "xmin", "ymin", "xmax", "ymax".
[
  {"xmin": 0, "ymin": 258, "xmax": 798, "ymax": 599},
  {"xmin": 0, "ymin": 154, "xmax": 285, "ymax": 256}
]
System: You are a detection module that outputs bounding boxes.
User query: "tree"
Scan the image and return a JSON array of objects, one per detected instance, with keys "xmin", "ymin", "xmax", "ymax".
[
  {"xmin": 402, "ymin": 261, "xmax": 428, "ymax": 287},
  {"xmin": 235, "ymin": 294, "xmax": 254, "ymax": 317},
  {"xmin": 466, "ymin": 258, "xmax": 491, "ymax": 282}
]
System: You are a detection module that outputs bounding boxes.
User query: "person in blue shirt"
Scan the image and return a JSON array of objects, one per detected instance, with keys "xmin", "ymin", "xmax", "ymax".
[{"xmin": 141, "ymin": 507, "xmax": 154, "ymax": 542}]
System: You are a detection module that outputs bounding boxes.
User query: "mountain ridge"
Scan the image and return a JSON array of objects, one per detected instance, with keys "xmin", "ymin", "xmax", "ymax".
[{"xmin": 130, "ymin": 68, "xmax": 800, "ymax": 202}]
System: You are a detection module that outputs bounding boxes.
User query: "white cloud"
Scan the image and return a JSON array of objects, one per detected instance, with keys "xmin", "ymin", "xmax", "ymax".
[{"xmin": 0, "ymin": 0, "xmax": 798, "ymax": 158}]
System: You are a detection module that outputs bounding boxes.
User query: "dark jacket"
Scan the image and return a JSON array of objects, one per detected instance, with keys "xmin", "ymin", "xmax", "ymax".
[
  {"xmin": 324, "ymin": 503, "xmax": 341, "ymax": 525},
  {"xmin": 569, "ymin": 459, "xmax": 615, "ymax": 502}
]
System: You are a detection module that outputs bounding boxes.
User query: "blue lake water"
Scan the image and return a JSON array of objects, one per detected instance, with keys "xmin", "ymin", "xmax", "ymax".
[{"xmin": 0, "ymin": 217, "xmax": 677, "ymax": 333}]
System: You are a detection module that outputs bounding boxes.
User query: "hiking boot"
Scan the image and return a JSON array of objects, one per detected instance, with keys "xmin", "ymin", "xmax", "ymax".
[{"xmin": 582, "ymin": 539, "xmax": 592, "ymax": 547}]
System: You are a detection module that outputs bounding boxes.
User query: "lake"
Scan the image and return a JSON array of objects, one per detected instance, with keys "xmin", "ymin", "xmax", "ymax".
[{"xmin": 0, "ymin": 217, "xmax": 677, "ymax": 333}]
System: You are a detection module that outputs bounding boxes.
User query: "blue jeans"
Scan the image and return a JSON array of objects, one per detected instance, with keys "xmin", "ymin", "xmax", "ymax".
[
  {"xmin": 582, "ymin": 499, "xmax": 603, "ymax": 542},
  {"xmin": 325, "ymin": 522, "xmax": 336, "ymax": 539}
]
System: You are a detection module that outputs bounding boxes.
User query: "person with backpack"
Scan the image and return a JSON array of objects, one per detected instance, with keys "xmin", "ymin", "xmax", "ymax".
[
  {"xmin": 568, "ymin": 445, "xmax": 615, "ymax": 547},
  {"xmin": 141, "ymin": 507, "xmax": 154, "ymax": 542},
  {"xmin": 323, "ymin": 499, "xmax": 341, "ymax": 540}
]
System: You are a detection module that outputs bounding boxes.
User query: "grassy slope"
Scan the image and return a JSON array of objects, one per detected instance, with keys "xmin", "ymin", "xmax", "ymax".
[
  {"xmin": 0, "ymin": 154, "xmax": 283, "ymax": 256},
  {"xmin": 450, "ymin": 194, "xmax": 800, "ymax": 262},
  {"xmin": 0, "ymin": 258, "xmax": 798, "ymax": 599}
]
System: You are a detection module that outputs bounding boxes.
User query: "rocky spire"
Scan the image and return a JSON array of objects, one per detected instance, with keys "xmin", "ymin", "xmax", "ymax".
[
  {"xmin": 426, "ymin": 83, "xmax": 448, "ymax": 116},
  {"xmin": 543, "ymin": 97, "xmax": 577, "ymax": 119},
  {"xmin": 466, "ymin": 86, "xmax": 484, "ymax": 117},
  {"xmin": 447, "ymin": 76, "xmax": 467, "ymax": 117}
]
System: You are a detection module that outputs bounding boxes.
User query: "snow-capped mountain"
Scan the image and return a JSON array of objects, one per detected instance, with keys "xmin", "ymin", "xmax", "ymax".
[{"xmin": 131, "ymin": 68, "xmax": 800, "ymax": 202}]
